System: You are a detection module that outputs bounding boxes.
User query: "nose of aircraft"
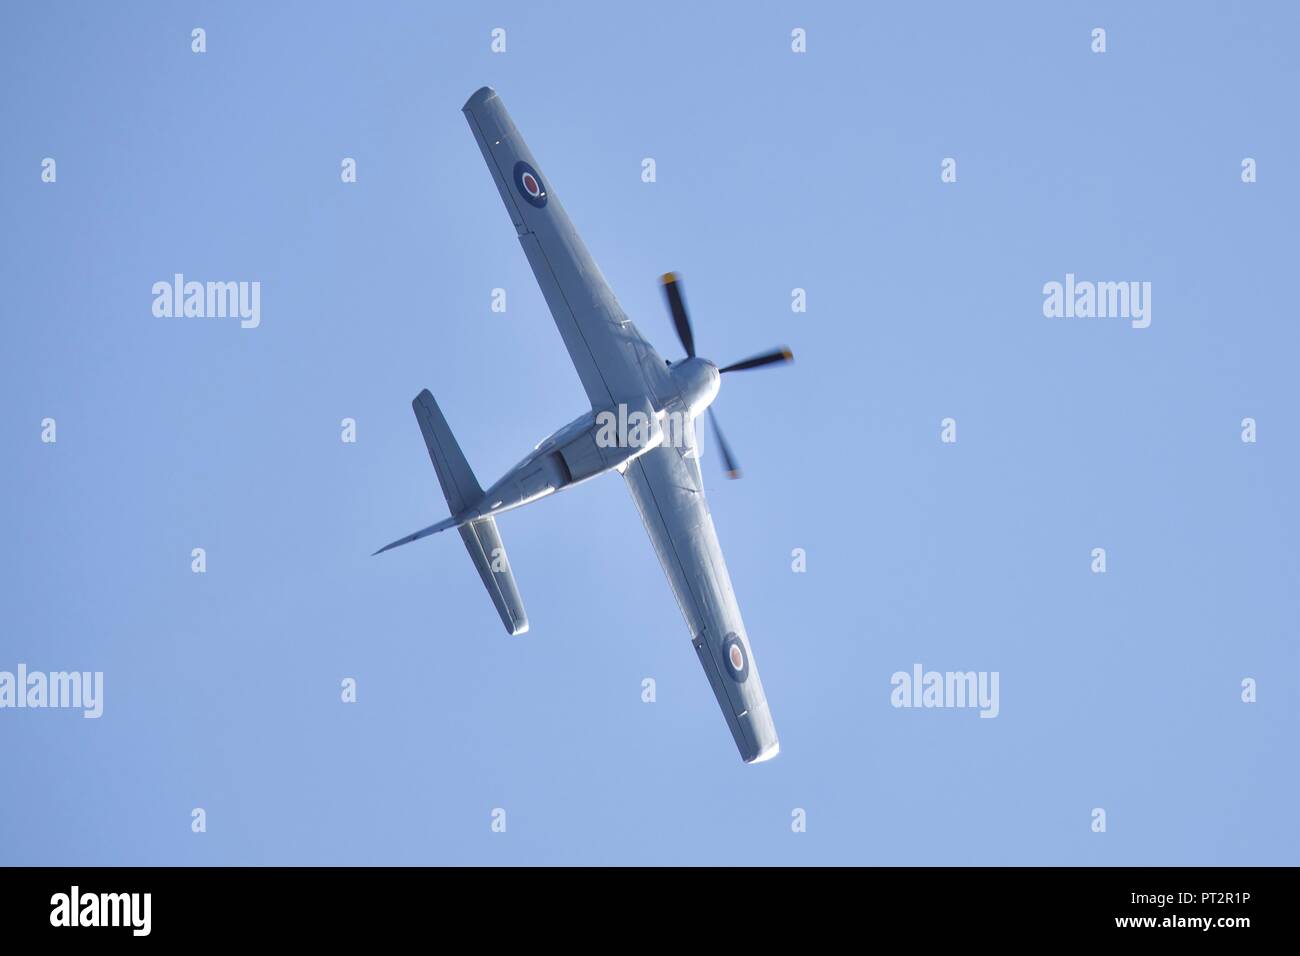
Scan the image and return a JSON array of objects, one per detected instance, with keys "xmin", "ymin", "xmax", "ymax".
[
  {"xmin": 657, "ymin": 272, "xmax": 792, "ymax": 481},
  {"xmin": 679, "ymin": 356, "xmax": 720, "ymax": 417}
]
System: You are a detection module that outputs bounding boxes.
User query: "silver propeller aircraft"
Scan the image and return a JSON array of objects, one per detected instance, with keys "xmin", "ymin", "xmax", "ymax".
[{"xmin": 375, "ymin": 87, "xmax": 793, "ymax": 763}]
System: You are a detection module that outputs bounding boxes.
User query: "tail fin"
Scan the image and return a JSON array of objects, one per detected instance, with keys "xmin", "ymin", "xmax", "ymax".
[{"xmin": 374, "ymin": 390, "xmax": 528, "ymax": 636}]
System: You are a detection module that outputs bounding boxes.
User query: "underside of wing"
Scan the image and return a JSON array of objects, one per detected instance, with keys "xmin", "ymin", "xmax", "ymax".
[
  {"xmin": 622, "ymin": 436, "xmax": 779, "ymax": 763},
  {"xmin": 462, "ymin": 87, "xmax": 663, "ymax": 408}
]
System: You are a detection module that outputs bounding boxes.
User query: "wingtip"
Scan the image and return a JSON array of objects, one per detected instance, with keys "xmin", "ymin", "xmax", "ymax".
[
  {"xmin": 746, "ymin": 740, "xmax": 780, "ymax": 764},
  {"xmin": 462, "ymin": 85, "xmax": 498, "ymax": 112}
]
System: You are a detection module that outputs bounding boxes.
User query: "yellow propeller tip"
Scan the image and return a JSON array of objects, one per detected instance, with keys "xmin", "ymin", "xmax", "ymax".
[{"xmin": 660, "ymin": 272, "xmax": 678, "ymax": 285}]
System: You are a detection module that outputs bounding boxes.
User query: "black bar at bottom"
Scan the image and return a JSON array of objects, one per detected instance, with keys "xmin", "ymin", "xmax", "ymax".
[{"xmin": 0, "ymin": 866, "xmax": 1280, "ymax": 940}]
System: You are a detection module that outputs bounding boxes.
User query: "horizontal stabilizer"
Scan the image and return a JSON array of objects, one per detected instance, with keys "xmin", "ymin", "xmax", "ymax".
[
  {"xmin": 459, "ymin": 517, "xmax": 528, "ymax": 635},
  {"xmin": 413, "ymin": 389, "xmax": 482, "ymax": 516},
  {"xmin": 372, "ymin": 515, "xmax": 459, "ymax": 556},
  {"xmin": 375, "ymin": 388, "xmax": 528, "ymax": 635}
]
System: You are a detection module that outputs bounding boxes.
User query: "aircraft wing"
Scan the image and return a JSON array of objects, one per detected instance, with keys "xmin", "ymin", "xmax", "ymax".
[
  {"xmin": 462, "ymin": 87, "xmax": 662, "ymax": 408},
  {"xmin": 622, "ymin": 429, "xmax": 780, "ymax": 763}
]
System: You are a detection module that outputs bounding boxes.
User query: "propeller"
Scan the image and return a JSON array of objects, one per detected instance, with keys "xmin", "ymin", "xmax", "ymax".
[
  {"xmin": 707, "ymin": 409, "xmax": 742, "ymax": 480},
  {"xmin": 659, "ymin": 272, "xmax": 793, "ymax": 480},
  {"xmin": 719, "ymin": 347, "xmax": 795, "ymax": 374},
  {"xmin": 660, "ymin": 272, "xmax": 695, "ymax": 358}
]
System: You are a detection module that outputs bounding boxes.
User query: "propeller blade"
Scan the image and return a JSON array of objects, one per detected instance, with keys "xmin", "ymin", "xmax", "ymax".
[
  {"xmin": 719, "ymin": 346, "xmax": 794, "ymax": 374},
  {"xmin": 659, "ymin": 272, "xmax": 695, "ymax": 358},
  {"xmin": 708, "ymin": 408, "xmax": 741, "ymax": 480}
]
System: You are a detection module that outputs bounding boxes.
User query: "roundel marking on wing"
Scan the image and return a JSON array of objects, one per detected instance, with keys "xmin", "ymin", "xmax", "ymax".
[
  {"xmin": 513, "ymin": 160, "xmax": 547, "ymax": 208},
  {"xmin": 722, "ymin": 633, "xmax": 749, "ymax": 683}
]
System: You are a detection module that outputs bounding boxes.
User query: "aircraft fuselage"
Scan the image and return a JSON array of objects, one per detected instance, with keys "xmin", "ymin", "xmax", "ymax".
[{"xmin": 470, "ymin": 357, "xmax": 720, "ymax": 521}]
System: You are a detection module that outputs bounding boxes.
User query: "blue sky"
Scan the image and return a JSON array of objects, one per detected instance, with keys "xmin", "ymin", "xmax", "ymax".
[{"xmin": 1, "ymin": 1, "xmax": 1296, "ymax": 865}]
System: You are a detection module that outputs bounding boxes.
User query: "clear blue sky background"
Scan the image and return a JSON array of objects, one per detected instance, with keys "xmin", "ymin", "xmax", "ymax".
[{"xmin": 1, "ymin": 2, "xmax": 1296, "ymax": 865}]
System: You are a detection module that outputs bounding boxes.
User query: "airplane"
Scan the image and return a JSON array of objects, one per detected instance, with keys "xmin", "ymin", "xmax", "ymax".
[{"xmin": 374, "ymin": 87, "xmax": 794, "ymax": 763}]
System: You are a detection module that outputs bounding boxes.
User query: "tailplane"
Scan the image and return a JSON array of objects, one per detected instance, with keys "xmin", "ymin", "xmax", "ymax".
[
  {"xmin": 458, "ymin": 516, "xmax": 528, "ymax": 635},
  {"xmin": 413, "ymin": 389, "xmax": 482, "ymax": 515},
  {"xmin": 372, "ymin": 390, "xmax": 529, "ymax": 635}
]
